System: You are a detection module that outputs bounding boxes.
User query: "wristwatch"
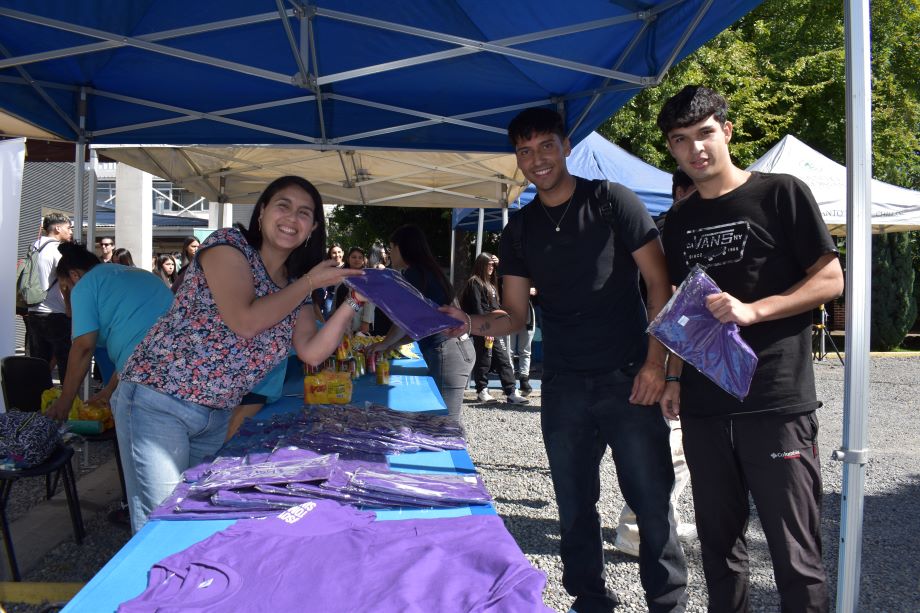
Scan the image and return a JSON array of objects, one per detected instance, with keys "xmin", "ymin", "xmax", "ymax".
[{"xmin": 345, "ymin": 297, "xmax": 362, "ymax": 313}]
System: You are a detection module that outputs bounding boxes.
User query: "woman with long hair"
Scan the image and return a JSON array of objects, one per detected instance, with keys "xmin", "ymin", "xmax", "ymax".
[
  {"xmin": 113, "ymin": 175, "xmax": 363, "ymax": 532},
  {"xmin": 113, "ymin": 248, "xmax": 135, "ymax": 267},
  {"xmin": 181, "ymin": 236, "xmax": 200, "ymax": 267},
  {"xmin": 368, "ymin": 224, "xmax": 474, "ymax": 423},
  {"xmin": 461, "ymin": 253, "xmax": 527, "ymax": 405},
  {"xmin": 154, "ymin": 254, "xmax": 178, "ymax": 286},
  {"xmin": 169, "ymin": 236, "xmax": 201, "ymax": 292}
]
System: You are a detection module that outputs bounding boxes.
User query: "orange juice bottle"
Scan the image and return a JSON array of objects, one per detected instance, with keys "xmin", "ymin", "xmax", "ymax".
[{"xmin": 376, "ymin": 357, "xmax": 390, "ymax": 385}]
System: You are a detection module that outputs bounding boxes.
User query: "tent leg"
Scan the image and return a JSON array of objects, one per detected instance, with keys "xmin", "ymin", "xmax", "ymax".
[
  {"xmin": 449, "ymin": 230, "xmax": 456, "ymax": 285},
  {"xmin": 475, "ymin": 208, "xmax": 484, "ymax": 255},
  {"xmin": 835, "ymin": 2, "xmax": 873, "ymax": 612}
]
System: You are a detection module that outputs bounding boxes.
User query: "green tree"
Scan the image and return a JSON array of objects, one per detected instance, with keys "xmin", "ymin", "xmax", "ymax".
[
  {"xmin": 871, "ymin": 232, "xmax": 917, "ymax": 350},
  {"xmin": 326, "ymin": 206, "xmax": 452, "ymax": 262},
  {"xmin": 599, "ymin": 0, "xmax": 919, "ymax": 189}
]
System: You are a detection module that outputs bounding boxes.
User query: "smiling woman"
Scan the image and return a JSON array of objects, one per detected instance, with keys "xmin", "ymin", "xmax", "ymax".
[{"xmin": 111, "ymin": 176, "xmax": 364, "ymax": 534}]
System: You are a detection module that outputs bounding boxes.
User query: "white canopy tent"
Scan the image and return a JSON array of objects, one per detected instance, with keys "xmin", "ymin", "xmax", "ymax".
[
  {"xmin": 95, "ymin": 145, "xmax": 528, "ymax": 210},
  {"xmin": 747, "ymin": 134, "xmax": 920, "ymax": 235}
]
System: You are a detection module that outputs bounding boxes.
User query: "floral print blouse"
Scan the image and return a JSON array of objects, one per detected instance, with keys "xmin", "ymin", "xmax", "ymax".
[{"xmin": 121, "ymin": 228, "xmax": 304, "ymax": 409}]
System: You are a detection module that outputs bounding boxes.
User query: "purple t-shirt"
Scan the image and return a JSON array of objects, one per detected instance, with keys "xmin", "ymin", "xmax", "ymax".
[{"xmin": 120, "ymin": 500, "xmax": 551, "ymax": 612}]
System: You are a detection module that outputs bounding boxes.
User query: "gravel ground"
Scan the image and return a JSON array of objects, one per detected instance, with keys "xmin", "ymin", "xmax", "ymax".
[
  {"xmin": 6, "ymin": 356, "xmax": 919, "ymax": 612},
  {"xmin": 464, "ymin": 356, "xmax": 920, "ymax": 612}
]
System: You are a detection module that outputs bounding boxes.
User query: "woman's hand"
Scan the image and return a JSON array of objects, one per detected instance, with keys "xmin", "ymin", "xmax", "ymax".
[{"xmin": 306, "ymin": 259, "xmax": 364, "ymax": 289}]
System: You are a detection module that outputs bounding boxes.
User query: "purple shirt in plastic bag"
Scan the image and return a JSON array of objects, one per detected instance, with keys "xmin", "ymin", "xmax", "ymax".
[
  {"xmin": 647, "ymin": 265, "xmax": 758, "ymax": 400},
  {"xmin": 188, "ymin": 452, "xmax": 338, "ymax": 495},
  {"xmin": 343, "ymin": 268, "xmax": 463, "ymax": 340}
]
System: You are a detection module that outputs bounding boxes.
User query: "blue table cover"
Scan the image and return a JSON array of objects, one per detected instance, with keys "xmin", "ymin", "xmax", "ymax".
[{"xmin": 63, "ymin": 352, "xmax": 488, "ymax": 613}]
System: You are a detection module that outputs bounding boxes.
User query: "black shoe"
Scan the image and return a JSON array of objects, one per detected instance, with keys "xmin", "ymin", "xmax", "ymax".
[{"xmin": 519, "ymin": 377, "xmax": 533, "ymax": 396}]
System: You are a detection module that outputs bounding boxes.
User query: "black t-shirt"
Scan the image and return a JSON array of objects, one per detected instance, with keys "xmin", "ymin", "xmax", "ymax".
[
  {"xmin": 661, "ymin": 172, "xmax": 838, "ymax": 418},
  {"xmin": 499, "ymin": 177, "xmax": 658, "ymax": 374}
]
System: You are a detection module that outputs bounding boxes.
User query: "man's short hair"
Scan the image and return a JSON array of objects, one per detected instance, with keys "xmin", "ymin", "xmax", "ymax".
[
  {"xmin": 671, "ymin": 168, "xmax": 694, "ymax": 201},
  {"xmin": 42, "ymin": 213, "xmax": 71, "ymax": 233},
  {"xmin": 508, "ymin": 107, "xmax": 565, "ymax": 146},
  {"xmin": 656, "ymin": 85, "xmax": 728, "ymax": 135}
]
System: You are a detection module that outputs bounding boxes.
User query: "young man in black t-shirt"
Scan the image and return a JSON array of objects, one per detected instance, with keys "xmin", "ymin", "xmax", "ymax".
[
  {"xmin": 443, "ymin": 108, "xmax": 687, "ymax": 613},
  {"xmin": 657, "ymin": 86, "xmax": 843, "ymax": 612}
]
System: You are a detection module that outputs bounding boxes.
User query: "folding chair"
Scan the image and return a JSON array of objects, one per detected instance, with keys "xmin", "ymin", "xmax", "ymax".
[{"xmin": 0, "ymin": 356, "xmax": 85, "ymax": 581}]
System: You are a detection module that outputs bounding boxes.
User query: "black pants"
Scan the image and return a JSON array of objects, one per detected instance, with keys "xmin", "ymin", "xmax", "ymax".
[
  {"xmin": 542, "ymin": 367, "xmax": 687, "ymax": 613},
  {"xmin": 682, "ymin": 411, "xmax": 828, "ymax": 613},
  {"xmin": 471, "ymin": 336, "xmax": 515, "ymax": 395},
  {"xmin": 25, "ymin": 312, "xmax": 72, "ymax": 381}
]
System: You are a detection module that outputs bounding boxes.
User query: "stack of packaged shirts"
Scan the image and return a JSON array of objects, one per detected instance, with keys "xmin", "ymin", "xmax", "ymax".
[
  {"xmin": 150, "ymin": 445, "xmax": 491, "ymax": 520},
  {"xmin": 222, "ymin": 403, "xmax": 466, "ymax": 459}
]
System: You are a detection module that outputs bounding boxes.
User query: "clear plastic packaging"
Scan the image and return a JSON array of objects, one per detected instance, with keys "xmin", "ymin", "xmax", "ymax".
[{"xmin": 647, "ymin": 265, "xmax": 758, "ymax": 400}]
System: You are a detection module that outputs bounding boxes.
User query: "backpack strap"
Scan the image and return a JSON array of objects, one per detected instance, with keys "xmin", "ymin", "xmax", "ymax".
[{"xmin": 592, "ymin": 180, "xmax": 617, "ymax": 228}]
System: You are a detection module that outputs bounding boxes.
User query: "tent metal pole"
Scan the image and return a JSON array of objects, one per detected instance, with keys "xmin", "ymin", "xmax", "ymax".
[
  {"xmin": 449, "ymin": 230, "xmax": 456, "ymax": 285},
  {"xmin": 86, "ymin": 149, "xmax": 97, "ymax": 248},
  {"xmin": 834, "ymin": 1, "xmax": 872, "ymax": 611},
  {"xmin": 475, "ymin": 208, "xmax": 484, "ymax": 255},
  {"xmin": 72, "ymin": 87, "xmax": 87, "ymax": 243}
]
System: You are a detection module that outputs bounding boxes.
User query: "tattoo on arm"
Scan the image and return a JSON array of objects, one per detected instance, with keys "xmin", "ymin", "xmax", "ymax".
[
  {"xmin": 493, "ymin": 312, "xmax": 512, "ymax": 324},
  {"xmin": 477, "ymin": 321, "xmax": 492, "ymax": 334}
]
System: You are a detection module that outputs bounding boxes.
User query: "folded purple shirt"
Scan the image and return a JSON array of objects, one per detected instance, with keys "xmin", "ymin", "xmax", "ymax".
[
  {"xmin": 648, "ymin": 265, "xmax": 758, "ymax": 400},
  {"xmin": 344, "ymin": 268, "xmax": 463, "ymax": 340}
]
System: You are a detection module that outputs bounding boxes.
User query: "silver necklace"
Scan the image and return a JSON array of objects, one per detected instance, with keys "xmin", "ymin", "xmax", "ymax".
[{"xmin": 540, "ymin": 189, "xmax": 575, "ymax": 232}]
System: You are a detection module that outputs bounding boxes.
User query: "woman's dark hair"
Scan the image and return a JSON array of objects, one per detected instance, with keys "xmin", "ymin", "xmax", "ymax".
[
  {"xmin": 368, "ymin": 243, "xmax": 388, "ymax": 268},
  {"xmin": 239, "ymin": 175, "xmax": 326, "ymax": 278},
  {"xmin": 181, "ymin": 236, "xmax": 199, "ymax": 263},
  {"xmin": 56, "ymin": 242, "xmax": 101, "ymax": 279},
  {"xmin": 389, "ymin": 224, "xmax": 453, "ymax": 302},
  {"xmin": 470, "ymin": 252, "xmax": 498, "ymax": 293},
  {"xmin": 155, "ymin": 254, "xmax": 177, "ymax": 284},
  {"xmin": 113, "ymin": 248, "xmax": 135, "ymax": 266},
  {"xmin": 344, "ymin": 246, "xmax": 367, "ymax": 270}
]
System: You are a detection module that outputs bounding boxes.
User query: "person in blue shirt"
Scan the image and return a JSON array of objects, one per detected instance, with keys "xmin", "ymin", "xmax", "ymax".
[{"xmin": 46, "ymin": 243, "xmax": 175, "ymax": 420}]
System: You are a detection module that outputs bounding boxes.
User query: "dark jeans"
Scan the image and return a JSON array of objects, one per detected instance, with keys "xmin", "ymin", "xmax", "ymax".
[
  {"xmin": 25, "ymin": 312, "xmax": 72, "ymax": 381},
  {"xmin": 682, "ymin": 412, "xmax": 828, "ymax": 613},
  {"xmin": 542, "ymin": 367, "xmax": 687, "ymax": 613},
  {"xmin": 471, "ymin": 336, "xmax": 516, "ymax": 395},
  {"xmin": 421, "ymin": 336, "xmax": 474, "ymax": 424}
]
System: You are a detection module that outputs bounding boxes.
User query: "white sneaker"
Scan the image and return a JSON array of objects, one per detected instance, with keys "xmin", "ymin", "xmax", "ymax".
[
  {"xmin": 476, "ymin": 389, "xmax": 495, "ymax": 402},
  {"xmin": 677, "ymin": 523, "xmax": 698, "ymax": 542},
  {"xmin": 505, "ymin": 392, "xmax": 528, "ymax": 405}
]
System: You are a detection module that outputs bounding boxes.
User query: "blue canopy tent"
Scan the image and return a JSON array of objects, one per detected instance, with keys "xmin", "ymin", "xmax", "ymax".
[
  {"xmin": 452, "ymin": 132, "xmax": 672, "ymax": 232},
  {"xmin": 0, "ymin": 2, "xmax": 877, "ymax": 608}
]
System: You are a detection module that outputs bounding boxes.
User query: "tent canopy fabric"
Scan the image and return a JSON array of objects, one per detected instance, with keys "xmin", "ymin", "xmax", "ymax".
[
  {"xmin": 746, "ymin": 135, "xmax": 920, "ymax": 235},
  {"xmin": 0, "ymin": 1, "xmax": 762, "ymax": 154},
  {"xmin": 96, "ymin": 145, "xmax": 527, "ymax": 208},
  {"xmin": 452, "ymin": 132, "xmax": 673, "ymax": 231}
]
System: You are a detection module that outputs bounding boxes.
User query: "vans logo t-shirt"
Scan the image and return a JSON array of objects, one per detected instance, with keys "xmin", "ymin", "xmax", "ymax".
[{"xmin": 682, "ymin": 221, "xmax": 749, "ymax": 268}]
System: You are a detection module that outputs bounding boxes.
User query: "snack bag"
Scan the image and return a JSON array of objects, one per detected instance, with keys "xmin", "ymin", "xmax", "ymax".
[
  {"xmin": 40, "ymin": 387, "xmax": 83, "ymax": 420},
  {"xmin": 304, "ymin": 373, "xmax": 329, "ymax": 404}
]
